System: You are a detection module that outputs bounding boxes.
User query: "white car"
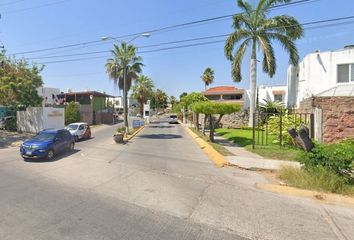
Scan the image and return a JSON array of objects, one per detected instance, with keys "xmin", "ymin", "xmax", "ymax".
[
  {"xmin": 66, "ymin": 122, "xmax": 91, "ymax": 141},
  {"xmin": 168, "ymin": 115, "xmax": 179, "ymax": 124}
]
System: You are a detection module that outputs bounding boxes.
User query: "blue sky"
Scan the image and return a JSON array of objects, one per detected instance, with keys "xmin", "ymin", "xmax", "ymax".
[{"xmin": 2, "ymin": 0, "xmax": 354, "ymax": 98}]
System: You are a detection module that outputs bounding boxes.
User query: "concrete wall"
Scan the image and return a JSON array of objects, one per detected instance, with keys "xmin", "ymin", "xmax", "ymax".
[
  {"xmin": 288, "ymin": 47, "xmax": 354, "ymax": 107},
  {"xmin": 17, "ymin": 107, "xmax": 64, "ymax": 133},
  {"xmin": 299, "ymin": 96, "xmax": 354, "ymax": 143},
  {"xmin": 198, "ymin": 111, "xmax": 249, "ymax": 129},
  {"xmin": 243, "ymin": 85, "xmax": 287, "ymax": 109},
  {"xmin": 37, "ymin": 87, "xmax": 61, "ymax": 106}
]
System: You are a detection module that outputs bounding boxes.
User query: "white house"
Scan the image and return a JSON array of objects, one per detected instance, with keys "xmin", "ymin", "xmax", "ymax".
[
  {"xmin": 110, "ymin": 96, "xmax": 138, "ymax": 113},
  {"xmin": 37, "ymin": 87, "xmax": 61, "ymax": 107},
  {"xmin": 243, "ymin": 85, "xmax": 288, "ymax": 109},
  {"xmin": 287, "ymin": 45, "xmax": 354, "ymax": 107}
]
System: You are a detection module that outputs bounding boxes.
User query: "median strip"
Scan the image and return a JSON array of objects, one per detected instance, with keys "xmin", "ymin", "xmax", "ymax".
[
  {"xmin": 185, "ymin": 127, "xmax": 229, "ymax": 167},
  {"xmin": 124, "ymin": 126, "xmax": 145, "ymax": 141}
]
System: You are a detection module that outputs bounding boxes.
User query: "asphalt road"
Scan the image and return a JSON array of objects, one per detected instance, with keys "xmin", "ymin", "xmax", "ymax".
[{"xmin": 0, "ymin": 118, "xmax": 354, "ymax": 240}]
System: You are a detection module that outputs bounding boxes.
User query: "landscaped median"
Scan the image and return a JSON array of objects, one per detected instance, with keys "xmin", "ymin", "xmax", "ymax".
[
  {"xmin": 124, "ymin": 126, "xmax": 145, "ymax": 141},
  {"xmin": 185, "ymin": 127, "xmax": 229, "ymax": 167}
]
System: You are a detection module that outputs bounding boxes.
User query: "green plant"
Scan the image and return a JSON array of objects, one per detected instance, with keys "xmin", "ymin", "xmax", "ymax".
[
  {"xmin": 65, "ymin": 102, "xmax": 80, "ymax": 125},
  {"xmin": 279, "ymin": 166, "xmax": 354, "ymax": 195},
  {"xmin": 192, "ymin": 102, "xmax": 240, "ymax": 142},
  {"xmin": 224, "ymin": 0, "xmax": 303, "ymax": 127},
  {"xmin": 267, "ymin": 114, "xmax": 301, "ymax": 146},
  {"xmin": 259, "ymin": 99, "xmax": 285, "ymax": 114},
  {"xmin": 116, "ymin": 127, "xmax": 126, "ymax": 134},
  {"xmin": 201, "ymin": 67, "xmax": 215, "ymax": 90},
  {"xmin": 131, "ymin": 75, "xmax": 154, "ymax": 116},
  {"xmin": 297, "ymin": 140, "xmax": 354, "ymax": 182}
]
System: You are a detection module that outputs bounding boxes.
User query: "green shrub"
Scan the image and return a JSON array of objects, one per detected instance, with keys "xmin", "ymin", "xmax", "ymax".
[
  {"xmin": 65, "ymin": 102, "xmax": 80, "ymax": 125},
  {"xmin": 267, "ymin": 114, "xmax": 304, "ymax": 146},
  {"xmin": 5, "ymin": 117, "xmax": 17, "ymax": 132},
  {"xmin": 297, "ymin": 140, "xmax": 354, "ymax": 182},
  {"xmin": 279, "ymin": 166, "xmax": 353, "ymax": 195}
]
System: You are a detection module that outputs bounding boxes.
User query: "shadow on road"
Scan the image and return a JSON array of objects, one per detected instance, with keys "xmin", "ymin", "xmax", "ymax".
[
  {"xmin": 138, "ymin": 134, "xmax": 182, "ymax": 139},
  {"xmin": 24, "ymin": 149, "xmax": 80, "ymax": 163},
  {"xmin": 148, "ymin": 125, "xmax": 175, "ymax": 129}
]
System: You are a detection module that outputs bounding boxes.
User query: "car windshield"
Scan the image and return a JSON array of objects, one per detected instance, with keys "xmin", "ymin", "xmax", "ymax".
[
  {"xmin": 32, "ymin": 132, "xmax": 56, "ymax": 141},
  {"xmin": 170, "ymin": 115, "xmax": 177, "ymax": 118},
  {"xmin": 66, "ymin": 124, "xmax": 79, "ymax": 130}
]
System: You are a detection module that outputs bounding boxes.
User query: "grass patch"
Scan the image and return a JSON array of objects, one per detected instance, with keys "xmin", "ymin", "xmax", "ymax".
[
  {"xmin": 278, "ymin": 166, "xmax": 354, "ymax": 196},
  {"xmin": 189, "ymin": 128, "xmax": 233, "ymax": 156},
  {"xmin": 215, "ymin": 128, "xmax": 302, "ymax": 161}
]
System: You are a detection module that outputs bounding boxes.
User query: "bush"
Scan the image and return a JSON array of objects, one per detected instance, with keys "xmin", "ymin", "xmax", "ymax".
[
  {"xmin": 267, "ymin": 114, "xmax": 301, "ymax": 146},
  {"xmin": 65, "ymin": 102, "xmax": 80, "ymax": 125},
  {"xmin": 297, "ymin": 140, "xmax": 354, "ymax": 182},
  {"xmin": 5, "ymin": 117, "xmax": 17, "ymax": 132},
  {"xmin": 279, "ymin": 166, "xmax": 353, "ymax": 195}
]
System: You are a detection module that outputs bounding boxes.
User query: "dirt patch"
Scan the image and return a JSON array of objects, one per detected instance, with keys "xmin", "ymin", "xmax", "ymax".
[{"xmin": 0, "ymin": 130, "xmax": 34, "ymax": 148}]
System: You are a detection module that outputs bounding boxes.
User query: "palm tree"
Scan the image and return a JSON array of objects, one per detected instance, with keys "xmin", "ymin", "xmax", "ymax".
[
  {"xmin": 169, "ymin": 96, "xmax": 176, "ymax": 109},
  {"xmin": 224, "ymin": 0, "xmax": 303, "ymax": 126},
  {"xmin": 201, "ymin": 67, "xmax": 215, "ymax": 90},
  {"xmin": 105, "ymin": 42, "xmax": 143, "ymax": 131},
  {"xmin": 131, "ymin": 75, "xmax": 154, "ymax": 117}
]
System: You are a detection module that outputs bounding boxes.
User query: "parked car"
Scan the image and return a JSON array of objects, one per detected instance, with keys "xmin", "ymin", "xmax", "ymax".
[
  {"xmin": 65, "ymin": 122, "xmax": 91, "ymax": 141},
  {"xmin": 168, "ymin": 115, "xmax": 178, "ymax": 124},
  {"xmin": 20, "ymin": 129, "xmax": 75, "ymax": 160}
]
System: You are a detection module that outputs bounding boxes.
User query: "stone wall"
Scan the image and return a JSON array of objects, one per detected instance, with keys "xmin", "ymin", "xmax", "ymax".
[
  {"xmin": 299, "ymin": 97, "xmax": 354, "ymax": 143},
  {"xmin": 197, "ymin": 111, "xmax": 249, "ymax": 129}
]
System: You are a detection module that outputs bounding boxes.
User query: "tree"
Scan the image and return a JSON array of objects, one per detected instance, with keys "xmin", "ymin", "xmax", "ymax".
[
  {"xmin": 201, "ymin": 67, "xmax": 215, "ymax": 90},
  {"xmin": 65, "ymin": 102, "xmax": 80, "ymax": 125},
  {"xmin": 0, "ymin": 53, "xmax": 43, "ymax": 109},
  {"xmin": 224, "ymin": 0, "xmax": 303, "ymax": 127},
  {"xmin": 105, "ymin": 42, "xmax": 143, "ymax": 131},
  {"xmin": 179, "ymin": 92, "xmax": 188, "ymax": 100},
  {"xmin": 169, "ymin": 96, "xmax": 176, "ymax": 109},
  {"xmin": 192, "ymin": 102, "xmax": 240, "ymax": 142},
  {"xmin": 180, "ymin": 92, "xmax": 208, "ymax": 131},
  {"xmin": 131, "ymin": 75, "xmax": 154, "ymax": 116},
  {"xmin": 154, "ymin": 89, "xmax": 168, "ymax": 113}
]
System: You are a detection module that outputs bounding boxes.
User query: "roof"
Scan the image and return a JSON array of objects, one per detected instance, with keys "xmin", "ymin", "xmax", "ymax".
[
  {"xmin": 64, "ymin": 91, "xmax": 114, "ymax": 98},
  {"xmin": 272, "ymin": 90, "xmax": 286, "ymax": 94},
  {"xmin": 204, "ymin": 86, "xmax": 244, "ymax": 95},
  {"xmin": 316, "ymin": 83, "xmax": 354, "ymax": 97}
]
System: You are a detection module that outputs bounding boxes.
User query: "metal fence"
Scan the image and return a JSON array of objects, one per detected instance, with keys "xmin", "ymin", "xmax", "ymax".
[{"xmin": 252, "ymin": 111, "xmax": 314, "ymax": 149}]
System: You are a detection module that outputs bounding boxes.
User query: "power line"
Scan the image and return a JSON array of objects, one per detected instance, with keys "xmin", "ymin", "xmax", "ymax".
[
  {"xmin": 9, "ymin": 0, "xmax": 317, "ymax": 56},
  {"xmin": 24, "ymin": 14, "xmax": 354, "ymax": 61},
  {"xmin": 0, "ymin": 0, "xmax": 25, "ymax": 7},
  {"xmin": 2, "ymin": 0, "xmax": 70, "ymax": 14}
]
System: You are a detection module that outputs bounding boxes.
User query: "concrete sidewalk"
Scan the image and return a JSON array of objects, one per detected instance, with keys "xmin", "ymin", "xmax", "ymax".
[{"xmin": 214, "ymin": 135, "xmax": 301, "ymax": 170}]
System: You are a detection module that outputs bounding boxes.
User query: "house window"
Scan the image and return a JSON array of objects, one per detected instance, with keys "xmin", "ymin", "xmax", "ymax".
[
  {"xmin": 274, "ymin": 94, "xmax": 283, "ymax": 101},
  {"xmin": 337, "ymin": 64, "xmax": 354, "ymax": 83}
]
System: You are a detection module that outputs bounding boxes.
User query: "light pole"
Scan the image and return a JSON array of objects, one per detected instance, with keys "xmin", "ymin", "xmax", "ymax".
[{"xmin": 102, "ymin": 33, "xmax": 150, "ymax": 133}]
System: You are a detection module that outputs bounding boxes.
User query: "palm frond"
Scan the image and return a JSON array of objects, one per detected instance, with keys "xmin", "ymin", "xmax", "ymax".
[
  {"xmin": 231, "ymin": 39, "xmax": 250, "ymax": 82},
  {"xmin": 257, "ymin": 35, "xmax": 276, "ymax": 77},
  {"xmin": 224, "ymin": 30, "xmax": 251, "ymax": 60},
  {"xmin": 269, "ymin": 33, "xmax": 299, "ymax": 65}
]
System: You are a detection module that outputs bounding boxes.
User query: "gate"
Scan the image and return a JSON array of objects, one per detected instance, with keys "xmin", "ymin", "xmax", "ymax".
[{"xmin": 252, "ymin": 111, "xmax": 314, "ymax": 149}]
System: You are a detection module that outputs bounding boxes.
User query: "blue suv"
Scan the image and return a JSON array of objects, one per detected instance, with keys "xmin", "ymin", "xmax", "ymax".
[{"xmin": 20, "ymin": 129, "xmax": 75, "ymax": 160}]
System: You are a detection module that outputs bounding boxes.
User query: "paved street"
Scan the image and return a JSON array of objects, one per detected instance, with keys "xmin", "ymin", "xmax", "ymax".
[{"xmin": 1, "ymin": 119, "xmax": 354, "ymax": 240}]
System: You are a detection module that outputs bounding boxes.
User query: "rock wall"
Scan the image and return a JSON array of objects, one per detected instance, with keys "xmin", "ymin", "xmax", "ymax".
[
  {"xmin": 198, "ymin": 111, "xmax": 249, "ymax": 129},
  {"xmin": 299, "ymin": 97, "xmax": 354, "ymax": 143}
]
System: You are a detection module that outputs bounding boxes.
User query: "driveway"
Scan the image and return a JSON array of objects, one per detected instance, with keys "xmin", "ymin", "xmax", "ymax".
[{"xmin": 0, "ymin": 119, "xmax": 353, "ymax": 240}]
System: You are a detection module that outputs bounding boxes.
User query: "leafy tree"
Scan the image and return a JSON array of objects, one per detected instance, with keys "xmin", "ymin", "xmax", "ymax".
[
  {"xmin": 169, "ymin": 96, "xmax": 177, "ymax": 109},
  {"xmin": 179, "ymin": 92, "xmax": 188, "ymax": 100},
  {"xmin": 180, "ymin": 92, "xmax": 208, "ymax": 131},
  {"xmin": 131, "ymin": 75, "xmax": 154, "ymax": 116},
  {"xmin": 105, "ymin": 42, "xmax": 143, "ymax": 131},
  {"xmin": 201, "ymin": 67, "xmax": 215, "ymax": 90},
  {"xmin": 0, "ymin": 53, "xmax": 43, "ymax": 109},
  {"xmin": 193, "ymin": 102, "xmax": 240, "ymax": 142},
  {"xmin": 224, "ymin": 0, "xmax": 303, "ymax": 127},
  {"xmin": 65, "ymin": 102, "xmax": 80, "ymax": 125},
  {"xmin": 154, "ymin": 89, "xmax": 168, "ymax": 113}
]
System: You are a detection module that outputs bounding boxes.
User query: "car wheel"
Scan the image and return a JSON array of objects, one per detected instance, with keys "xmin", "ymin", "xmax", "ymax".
[
  {"xmin": 22, "ymin": 157, "xmax": 29, "ymax": 161},
  {"xmin": 46, "ymin": 149, "xmax": 55, "ymax": 160}
]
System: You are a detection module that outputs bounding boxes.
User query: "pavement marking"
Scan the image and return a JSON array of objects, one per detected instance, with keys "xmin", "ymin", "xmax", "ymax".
[
  {"xmin": 184, "ymin": 127, "xmax": 229, "ymax": 168},
  {"xmin": 124, "ymin": 126, "xmax": 145, "ymax": 142},
  {"xmin": 256, "ymin": 183, "xmax": 354, "ymax": 208}
]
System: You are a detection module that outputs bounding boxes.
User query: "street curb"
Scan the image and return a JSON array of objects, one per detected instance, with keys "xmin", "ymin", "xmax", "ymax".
[
  {"xmin": 185, "ymin": 127, "xmax": 229, "ymax": 168},
  {"xmin": 256, "ymin": 183, "xmax": 354, "ymax": 208},
  {"xmin": 124, "ymin": 125, "xmax": 145, "ymax": 141}
]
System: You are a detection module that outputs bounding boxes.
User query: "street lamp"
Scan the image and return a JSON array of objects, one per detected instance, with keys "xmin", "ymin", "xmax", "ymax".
[{"xmin": 101, "ymin": 33, "xmax": 150, "ymax": 133}]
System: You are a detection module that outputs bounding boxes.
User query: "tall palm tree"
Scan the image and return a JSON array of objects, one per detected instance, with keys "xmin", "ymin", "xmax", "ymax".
[
  {"xmin": 105, "ymin": 42, "xmax": 143, "ymax": 131},
  {"xmin": 201, "ymin": 67, "xmax": 215, "ymax": 90},
  {"xmin": 169, "ymin": 96, "xmax": 176, "ymax": 109},
  {"xmin": 224, "ymin": 0, "xmax": 303, "ymax": 126},
  {"xmin": 131, "ymin": 75, "xmax": 154, "ymax": 117}
]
